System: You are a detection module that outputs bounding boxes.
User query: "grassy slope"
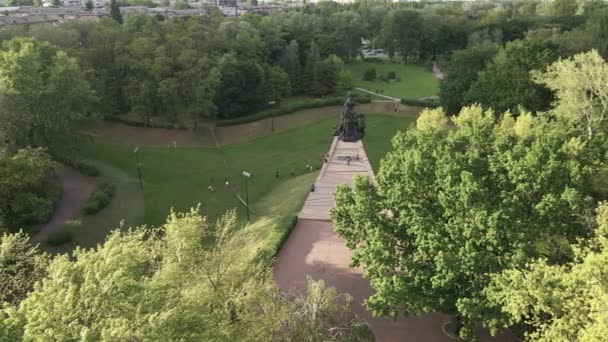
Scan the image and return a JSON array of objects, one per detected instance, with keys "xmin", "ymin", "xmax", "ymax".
[
  {"xmin": 83, "ymin": 114, "xmax": 416, "ymax": 230},
  {"xmin": 345, "ymin": 60, "xmax": 439, "ymax": 100}
]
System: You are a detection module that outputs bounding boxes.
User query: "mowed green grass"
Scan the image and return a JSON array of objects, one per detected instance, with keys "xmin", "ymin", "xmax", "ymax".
[
  {"xmin": 83, "ymin": 114, "xmax": 416, "ymax": 227},
  {"xmin": 345, "ymin": 60, "xmax": 439, "ymax": 100}
]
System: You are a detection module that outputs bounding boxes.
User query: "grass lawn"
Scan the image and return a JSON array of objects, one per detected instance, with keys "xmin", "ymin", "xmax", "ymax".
[
  {"xmin": 82, "ymin": 114, "xmax": 416, "ymax": 230},
  {"xmin": 44, "ymin": 161, "xmax": 145, "ymax": 254},
  {"xmin": 345, "ymin": 60, "xmax": 439, "ymax": 100}
]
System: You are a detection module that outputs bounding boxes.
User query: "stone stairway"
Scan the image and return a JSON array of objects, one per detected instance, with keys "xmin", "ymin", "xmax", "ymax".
[{"xmin": 298, "ymin": 137, "xmax": 375, "ymax": 221}]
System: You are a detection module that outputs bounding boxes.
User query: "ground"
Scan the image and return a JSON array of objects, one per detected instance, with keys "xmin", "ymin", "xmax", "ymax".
[
  {"xmin": 344, "ymin": 60, "xmax": 440, "ymax": 100},
  {"xmin": 82, "ymin": 113, "xmax": 416, "ymax": 228}
]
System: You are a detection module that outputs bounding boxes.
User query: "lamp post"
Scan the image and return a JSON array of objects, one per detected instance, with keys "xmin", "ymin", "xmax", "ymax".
[
  {"xmin": 242, "ymin": 171, "xmax": 251, "ymax": 221},
  {"xmin": 134, "ymin": 147, "xmax": 143, "ymax": 189}
]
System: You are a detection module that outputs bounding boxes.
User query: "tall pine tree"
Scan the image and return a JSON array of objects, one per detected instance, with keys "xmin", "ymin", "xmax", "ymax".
[{"xmin": 110, "ymin": 0, "xmax": 123, "ymax": 24}]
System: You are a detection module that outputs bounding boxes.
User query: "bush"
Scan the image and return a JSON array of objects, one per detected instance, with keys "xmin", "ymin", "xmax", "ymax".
[
  {"xmin": 363, "ymin": 57, "xmax": 385, "ymax": 63},
  {"xmin": 395, "ymin": 76, "xmax": 402, "ymax": 82},
  {"xmin": 401, "ymin": 98, "xmax": 440, "ymax": 108},
  {"xmin": 387, "ymin": 71, "xmax": 397, "ymax": 80},
  {"xmin": 46, "ymin": 229, "xmax": 74, "ymax": 246},
  {"xmin": 362, "ymin": 68, "xmax": 377, "ymax": 81},
  {"xmin": 81, "ymin": 183, "xmax": 114, "ymax": 215},
  {"xmin": 104, "ymin": 115, "xmax": 176, "ymax": 130},
  {"xmin": 56, "ymin": 156, "xmax": 100, "ymax": 177},
  {"xmin": 378, "ymin": 75, "xmax": 389, "ymax": 83}
]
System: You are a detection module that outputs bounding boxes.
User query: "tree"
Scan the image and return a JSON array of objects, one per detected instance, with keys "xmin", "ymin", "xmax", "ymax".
[
  {"xmin": 0, "ymin": 231, "xmax": 49, "ymax": 305},
  {"xmin": 110, "ymin": 0, "xmax": 123, "ymax": 25},
  {"xmin": 266, "ymin": 65, "xmax": 291, "ymax": 101},
  {"xmin": 51, "ymin": 0, "xmax": 60, "ymax": 7},
  {"xmin": 466, "ymin": 39, "xmax": 559, "ymax": 114},
  {"xmin": 439, "ymin": 43, "xmax": 499, "ymax": 114},
  {"xmin": 302, "ymin": 41, "xmax": 323, "ymax": 96},
  {"xmin": 587, "ymin": 7, "xmax": 608, "ymax": 58},
  {"xmin": 0, "ymin": 148, "xmax": 58, "ymax": 229},
  {"xmin": 279, "ymin": 40, "xmax": 302, "ymax": 94},
  {"xmin": 332, "ymin": 106, "xmax": 601, "ymax": 340},
  {"xmin": 379, "ymin": 9, "xmax": 423, "ymax": 62},
  {"xmin": 336, "ymin": 69, "xmax": 354, "ymax": 96},
  {"xmin": 533, "ymin": 50, "xmax": 608, "ymax": 140},
  {"xmin": 85, "ymin": 0, "xmax": 93, "ymax": 10},
  {"xmin": 0, "ymin": 209, "xmax": 372, "ymax": 341},
  {"xmin": 0, "ymin": 38, "xmax": 96, "ymax": 152},
  {"xmin": 214, "ymin": 54, "xmax": 265, "ymax": 118},
  {"xmin": 485, "ymin": 203, "xmax": 608, "ymax": 341}
]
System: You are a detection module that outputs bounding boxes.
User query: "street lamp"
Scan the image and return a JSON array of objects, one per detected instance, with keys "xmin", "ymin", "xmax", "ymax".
[
  {"xmin": 134, "ymin": 147, "xmax": 143, "ymax": 189},
  {"xmin": 242, "ymin": 171, "xmax": 251, "ymax": 221}
]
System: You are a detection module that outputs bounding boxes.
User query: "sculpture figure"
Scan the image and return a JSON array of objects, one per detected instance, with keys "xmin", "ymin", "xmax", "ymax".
[{"xmin": 334, "ymin": 92, "xmax": 365, "ymax": 142}]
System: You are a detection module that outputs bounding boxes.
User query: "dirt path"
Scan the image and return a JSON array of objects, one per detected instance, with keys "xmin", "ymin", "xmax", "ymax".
[{"xmin": 31, "ymin": 166, "xmax": 95, "ymax": 243}]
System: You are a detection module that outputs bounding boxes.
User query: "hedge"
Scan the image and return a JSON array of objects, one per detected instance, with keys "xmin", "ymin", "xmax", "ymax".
[
  {"xmin": 104, "ymin": 115, "xmax": 180, "ymax": 130},
  {"xmin": 81, "ymin": 182, "xmax": 115, "ymax": 215},
  {"xmin": 253, "ymin": 215, "xmax": 299, "ymax": 267},
  {"xmin": 216, "ymin": 95, "xmax": 372, "ymax": 127},
  {"xmin": 56, "ymin": 156, "xmax": 100, "ymax": 177},
  {"xmin": 46, "ymin": 229, "xmax": 74, "ymax": 246},
  {"xmin": 401, "ymin": 98, "xmax": 440, "ymax": 108}
]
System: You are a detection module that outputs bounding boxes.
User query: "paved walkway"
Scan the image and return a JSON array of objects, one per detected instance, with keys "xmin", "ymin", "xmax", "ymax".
[
  {"xmin": 274, "ymin": 137, "xmax": 516, "ymax": 341},
  {"xmin": 355, "ymin": 87, "xmax": 401, "ymax": 102},
  {"xmin": 31, "ymin": 166, "xmax": 95, "ymax": 243},
  {"xmin": 299, "ymin": 138, "xmax": 374, "ymax": 221}
]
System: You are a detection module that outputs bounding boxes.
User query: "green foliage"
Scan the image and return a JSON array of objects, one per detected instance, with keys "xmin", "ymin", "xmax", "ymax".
[
  {"xmin": 439, "ymin": 43, "xmax": 499, "ymax": 114},
  {"xmin": 466, "ymin": 39, "xmax": 559, "ymax": 114},
  {"xmin": 379, "ymin": 9, "xmax": 423, "ymax": 62},
  {"xmin": 56, "ymin": 157, "xmax": 100, "ymax": 177},
  {"xmin": 0, "ymin": 148, "xmax": 59, "ymax": 229},
  {"xmin": 336, "ymin": 69, "xmax": 355, "ymax": 96},
  {"xmin": 45, "ymin": 228, "xmax": 74, "ymax": 246},
  {"xmin": 1, "ymin": 209, "xmax": 372, "ymax": 341},
  {"xmin": 0, "ymin": 38, "xmax": 96, "ymax": 151},
  {"xmin": 215, "ymin": 54, "xmax": 265, "ymax": 118},
  {"xmin": 110, "ymin": 0, "xmax": 123, "ymax": 24},
  {"xmin": 332, "ymin": 105, "xmax": 603, "ymax": 340},
  {"xmin": 400, "ymin": 98, "xmax": 440, "ymax": 108},
  {"xmin": 81, "ymin": 183, "xmax": 115, "ymax": 215},
  {"xmin": 85, "ymin": 0, "xmax": 93, "ymax": 11},
  {"xmin": 386, "ymin": 70, "xmax": 396, "ymax": 79},
  {"xmin": 266, "ymin": 65, "xmax": 291, "ymax": 101},
  {"xmin": 485, "ymin": 203, "xmax": 608, "ymax": 341},
  {"xmin": 533, "ymin": 50, "xmax": 608, "ymax": 140},
  {"xmin": 362, "ymin": 67, "xmax": 376, "ymax": 81},
  {"xmin": 0, "ymin": 231, "xmax": 49, "ymax": 305}
]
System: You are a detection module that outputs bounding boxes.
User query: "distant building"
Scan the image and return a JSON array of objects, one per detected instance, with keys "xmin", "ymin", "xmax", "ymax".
[{"xmin": 0, "ymin": 15, "xmax": 58, "ymax": 27}]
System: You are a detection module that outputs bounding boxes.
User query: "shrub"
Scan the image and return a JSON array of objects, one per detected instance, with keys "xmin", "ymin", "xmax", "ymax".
[
  {"xmin": 362, "ymin": 68, "xmax": 377, "ymax": 81},
  {"xmin": 363, "ymin": 57, "xmax": 384, "ymax": 63},
  {"xmin": 387, "ymin": 71, "xmax": 397, "ymax": 80},
  {"xmin": 104, "ymin": 115, "xmax": 176, "ymax": 130},
  {"xmin": 46, "ymin": 229, "xmax": 74, "ymax": 246},
  {"xmin": 56, "ymin": 156, "xmax": 100, "ymax": 177},
  {"xmin": 378, "ymin": 75, "xmax": 389, "ymax": 83},
  {"xmin": 81, "ymin": 183, "xmax": 114, "ymax": 215},
  {"xmin": 395, "ymin": 76, "xmax": 403, "ymax": 82},
  {"xmin": 401, "ymin": 98, "xmax": 440, "ymax": 108}
]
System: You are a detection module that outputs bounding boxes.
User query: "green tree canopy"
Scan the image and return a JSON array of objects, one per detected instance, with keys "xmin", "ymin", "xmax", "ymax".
[
  {"xmin": 0, "ymin": 148, "xmax": 58, "ymax": 229},
  {"xmin": 485, "ymin": 202, "xmax": 608, "ymax": 341},
  {"xmin": 0, "ymin": 209, "xmax": 372, "ymax": 341},
  {"xmin": 534, "ymin": 50, "xmax": 608, "ymax": 140},
  {"xmin": 332, "ymin": 105, "xmax": 602, "ymax": 340},
  {"xmin": 0, "ymin": 38, "xmax": 96, "ymax": 152}
]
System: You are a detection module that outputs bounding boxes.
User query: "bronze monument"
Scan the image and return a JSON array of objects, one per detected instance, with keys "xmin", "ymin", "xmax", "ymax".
[{"xmin": 334, "ymin": 93, "xmax": 365, "ymax": 142}]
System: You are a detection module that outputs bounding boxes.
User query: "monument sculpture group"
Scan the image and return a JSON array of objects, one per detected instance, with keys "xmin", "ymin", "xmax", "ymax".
[{"xmin": 334, "ymin": 93, "xmax": 365, "ymax": 142}]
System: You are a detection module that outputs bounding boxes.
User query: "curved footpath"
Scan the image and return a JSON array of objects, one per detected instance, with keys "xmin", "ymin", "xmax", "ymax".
[
  {"xmin": 31, "ymin": 166, "xmax": 95, "ymax": 244},
  {"xmin": 273, "ymin": 137, "xmax": 516, "ymax": 342}
]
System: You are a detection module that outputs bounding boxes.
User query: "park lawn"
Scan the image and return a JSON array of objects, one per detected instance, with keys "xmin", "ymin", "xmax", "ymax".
[
  {"xmin": 81, "ymin": 114, "xmax": 416, "ymax": 232},
  {"xmin": 345, "ymin": 60, "xmax": 439, "ymax": 100},
  {"xmin": 363, "ymin": 114, "xmax": 416, "ymax": 171},
  {"xmin": 44, "ymin": 161, "xmax": 145, "ymax": 254}
]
